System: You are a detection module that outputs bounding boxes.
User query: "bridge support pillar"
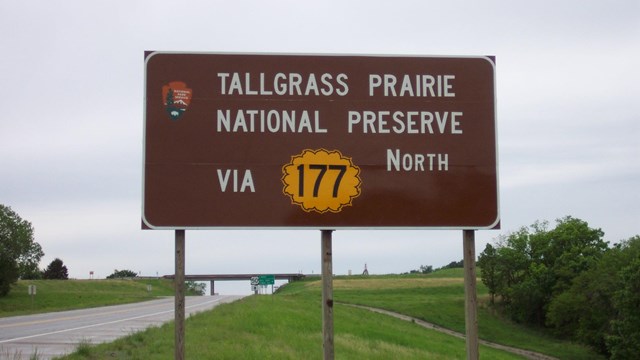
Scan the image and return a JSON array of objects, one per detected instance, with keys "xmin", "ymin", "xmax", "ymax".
[{"xmin": 210, "ymin": 281, "xmax": 215, "ymax": 295}]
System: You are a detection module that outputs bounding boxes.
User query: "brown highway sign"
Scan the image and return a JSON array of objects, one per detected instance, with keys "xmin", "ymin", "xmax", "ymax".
[{"xmin": 143, "ymin": 52, "xmax": 498, "ymax": 229}]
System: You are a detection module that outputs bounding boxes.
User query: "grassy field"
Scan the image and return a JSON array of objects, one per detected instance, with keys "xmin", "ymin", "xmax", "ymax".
[
  {"xmin": 60, "ymin": 292, "xmax": 522, "ymax": 359},
  {"xmin": 281, "ymin": 269, "xmax": 602, "ymax": 359},
  {"xmin": 0, "ymin": 278, "xmax": 177, "ymax": 317},
  {"xmin": 53, "ymin": 269, "xmax": 604, "ymax": 359}
]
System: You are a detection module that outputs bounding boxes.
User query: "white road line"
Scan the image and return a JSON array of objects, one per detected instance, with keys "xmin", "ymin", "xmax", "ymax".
[
  {"xmin": 0, "ymin": 297, "xmax": 223, "ymax": 344},
  {"xmin": 0, "ymin": 300, "xmax": 173, "ymax": 329}
]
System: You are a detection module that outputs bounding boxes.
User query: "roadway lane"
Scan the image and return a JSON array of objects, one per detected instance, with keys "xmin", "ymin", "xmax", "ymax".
[{"xmin": 0, "ymin": 295, "xmax": 245, "ymax": 359}]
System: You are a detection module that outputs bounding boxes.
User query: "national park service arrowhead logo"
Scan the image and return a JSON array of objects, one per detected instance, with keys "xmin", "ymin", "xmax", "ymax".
[{"xmin": 162, "ymin": 81, "xmax": 192, "ymax": 121}]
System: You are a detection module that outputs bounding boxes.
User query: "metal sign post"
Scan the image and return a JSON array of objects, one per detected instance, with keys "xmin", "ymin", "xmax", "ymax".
[{"xmin": 321, "ymin": 230, "xmax": 334, "ymax": 360}]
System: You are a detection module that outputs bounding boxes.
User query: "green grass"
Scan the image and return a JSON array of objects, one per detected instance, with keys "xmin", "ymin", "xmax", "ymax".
[
  {"xmin": 279, "ymin": 269, "xmax": 603, "ymax": 359},
  {"xmin": 60, "ymin": 293, "xmax": 523, "ymax": 359},
  {"xmin": 0, "ymin": 278, "xmax": 178, "ymax": 317},
  {"xmin": 8, "ymin": 270, "xmax": 605, "ymax": 359}
]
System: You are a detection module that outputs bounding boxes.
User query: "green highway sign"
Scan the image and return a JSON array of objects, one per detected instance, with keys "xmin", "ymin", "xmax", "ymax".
[{"xmin": 259, "ymin": 275, "xmax": 275, "ymax": 285}]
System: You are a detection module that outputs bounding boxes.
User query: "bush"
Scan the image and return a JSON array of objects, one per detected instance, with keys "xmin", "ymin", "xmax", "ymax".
[{"xmin": 107, "ymin": 269, "xmax": 138, "ymax": 279}]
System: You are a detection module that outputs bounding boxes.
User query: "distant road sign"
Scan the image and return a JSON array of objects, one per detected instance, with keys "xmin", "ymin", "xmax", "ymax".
[
  {"xmin": 250, "ymin": 276, "xmax": 260, "ymax": 285},
  {"xmin": 259, "ymin": 275, "xmax": 275, "ymax": 286},
  {"xmin": 143, "ymin": 52, "xmax": 498, "ymax": 230}
]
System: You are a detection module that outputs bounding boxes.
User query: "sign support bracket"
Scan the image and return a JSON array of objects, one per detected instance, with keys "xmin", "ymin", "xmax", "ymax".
[{"xmin": 321, "ymin": 229, "xmax": 335, "ymax": 360}]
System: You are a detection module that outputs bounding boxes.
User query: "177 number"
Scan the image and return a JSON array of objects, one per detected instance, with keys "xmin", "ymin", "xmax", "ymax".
[{"xmin": 297, "ymin": 164, "xmax": 347, "ymax": 198}]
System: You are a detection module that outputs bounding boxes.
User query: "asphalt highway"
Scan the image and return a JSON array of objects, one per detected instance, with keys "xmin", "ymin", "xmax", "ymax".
[{"xmin": 0, "ymin": 295, "xmax": 245, "ymax": 359}]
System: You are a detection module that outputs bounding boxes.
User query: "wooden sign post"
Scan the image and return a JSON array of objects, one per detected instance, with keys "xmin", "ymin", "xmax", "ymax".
[
  {"xmin": 175, "ymin": 230, "xmax": 185, "ymax": 360},
  {"xmin": 321, "ymin": 230, "xmax": 335, "ymax": 359},
  {"xmin": 463, "ymin": 230, "xmax": 479, "ymax": 359}
]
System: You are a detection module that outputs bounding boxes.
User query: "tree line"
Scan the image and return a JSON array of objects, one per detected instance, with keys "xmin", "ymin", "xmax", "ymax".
[
  {"xmin": 405, "ymin": 259, "xmax": 464, "ymax": 274},
  {"xmin": 477, "ymin": 216, "xmax": 639, "ymax": 359},
  {"xmin": 1, "ymin": 204, "xmax": 71, "ymax": 295},
  {"xmin": 3, "ymin": 203, "xmax": 637, "ymax": 354},
  {"xmin": 1, "ymin": 204, "xmax": 207, "ymax": 298}
]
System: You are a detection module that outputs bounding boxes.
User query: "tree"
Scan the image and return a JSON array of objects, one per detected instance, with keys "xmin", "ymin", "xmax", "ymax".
[
  {"xmin": 488, "ymin": 225, "xmax": 554, "ymax": 325},
  {"xmin": 185, "ymin": 281, "xmax": 206, "ymax": 296},
  {"xmin": 479, "ymin": 217, "xmax": 607, "ymax": 327},
  {"xmin": 43, "ymin": 258, "xmax": 68, "ymax": 280},
  {"xmin": 165, "ymin": 88, "xmax": 174, "ymax": 106},
  {"xmin": 0, "ymin": 257, "xmax": 18, "ymax": 296},
  {"xmin": 546, "ymin": 235, "xmax": 640, "ymax": 356},
  {"xmin": 607, "ymin": 254, "xmax": 640, "ymax": 359},
  {"xmin": 478, "ymin": 243, "xmax": 498, "ymax": 304},
  {"xmin": 107, "ymin": 269, "xmax": 138, "ymax": 279},
  {"xmin": 0, "ymin": 204, "xmax": 44, "ymax": 296},
  {"xmin": 490, "ymin": 229, "xmax": 534, "ymax": 306},
  {"xmin": 546, "ymin": 216, "xmax": 607, "ymax": 295},
  {"xmin": 405, "ymin": 264, "xmax": 433, "ymax": 274},
  {"xmin": 439, "ymin": 259, "xmax": 464, "ymax": 269},
  {"xmin": 419, "ymin": 265, "xmax": 433, "ymax": 274}
]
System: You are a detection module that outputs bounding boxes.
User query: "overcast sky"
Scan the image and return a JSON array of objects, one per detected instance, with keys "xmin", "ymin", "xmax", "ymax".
[{"xmin": 1, "ymin": 1, "xmax": 638, "ymax": 294}]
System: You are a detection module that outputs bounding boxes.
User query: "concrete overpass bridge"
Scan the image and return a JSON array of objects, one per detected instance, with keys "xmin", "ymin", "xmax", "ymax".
[{"xmin": 163, "ymin": 273, "xmax": 306, "ymax": 295}]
